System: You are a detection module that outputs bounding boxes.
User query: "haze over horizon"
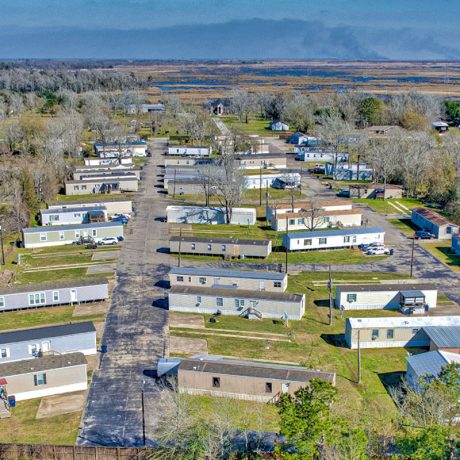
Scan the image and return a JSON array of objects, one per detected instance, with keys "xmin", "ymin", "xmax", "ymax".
[{"xmin": 1, "ymin": 0, "xmax": 459, "ymax": 60}]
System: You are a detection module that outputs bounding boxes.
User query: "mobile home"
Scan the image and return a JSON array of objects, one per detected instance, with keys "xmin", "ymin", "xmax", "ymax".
[
  {"xmin": 283, "ymin": 227, "xmax": 385, "ymax": 251},
  {"xmin": 167, "ymin": 146, "xmax": 211, "ymax": 157},
  {"xmin": 411, "ymin": 208, "xmax": 459, "ymax": 240},
  {"xmin": 0, "ymin": 278, "xmax": 109, "ymax": 312},
  {"xmin": 84, "ymin": 157, "xmax": 133, "ymax": 166},
  {"xmin": 47, "ymin": 199, "xmax": 133, "ymax": 217},
  {"xmin": 166, "ymin": 206, "xmax": 257, "ymax": 225},
  {"xmin": 95, "ymin": 141, "xmax": 147, "ymax": 157},
  {"xmin": 22, "ymin": 222, "xmax": 123, "ymax": 248},
  {"xmin": 169, "ymin": 267, "xmax": 287, "ymax": 292},
  {"xmin": 40, "ymin": 206, "xmax": 107, "ymax": 226},
  {"xmin": 64, "ymin": 177, "xmax": 138, "ymax": 195}
]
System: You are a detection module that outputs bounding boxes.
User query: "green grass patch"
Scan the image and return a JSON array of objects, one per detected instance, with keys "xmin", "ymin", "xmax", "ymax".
[
  {"xmin": 51, "ymin": 192, "xmax": 133, "ymax": 203},
  {"xmin": 388, "ymin": 218, "xmax": 419, "ymax": 236},
  {"xmin": 419, "ymin": 241, "xmax": 460, "ymax": 272},
  {"xmin": 14, "ymin": 268, "xmax": 113, "ymax": 285},
  {"xmin": 220, "ymin": 114, "xmax": 278, "ymax": 137},
  {"xmin": 353, "ymin": 198, "xmax": 422, "ymax": 215}
]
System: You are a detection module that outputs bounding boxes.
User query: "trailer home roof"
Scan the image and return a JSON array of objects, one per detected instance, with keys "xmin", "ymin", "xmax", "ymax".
[
  {"xmin": 170, "ymin": 285, "xmax": 303, "ymax": 302},
  {"xmin": 337, "ymin": 282, "xmax": 436, "ymax": 293},
  {"xmin": 412, "ymin": 208, "xmax": 455, "ymax": 227},
  {"xmin": 423, "ymin": 326, "xmax": 460, "ymax": 348},
  {"xmin": 169, "ymin": 236, "xmax": 270, "ymax": 246},
  {"xmin": 347, "ymin": 316, "xmax": 460, "ymax": 329},
  {"xmin": 407, "ymin": 350, "xmax": 460, "ymax": 378},
  {"xmin": 0, "ymin": 352, "xmax": 87, "ymax": 377},
  {"xmin": 180, "ymin": 357, "xmax": 335, "ymax": 383},
  {"xmin": 22, "ymin": 222, "xmax": 123, "ymax": 234},
  {"xmin": 285, "ymin": 226, "xmax": 385, "ymax": 241},
  {"xmin": 0, "ymin": 277, "xmax": 108, "ymax": 296},
  {"xmin": 0, "ymin": 322, "xmax": 95, "ymax": 346},
  {"xmin": 277, "ymin": 209, "xmax": 361, "ymax": 219},
  {"xmin": 272, "ymin": 200, "xmax": 350, "ymax": 210},
  {"xmin": 170, "ymin": 267, "xmax": 285, "ymax": 281},
  {"xmin": 41, "ymin": 206, "xmax": 107, "ymax": 215}
]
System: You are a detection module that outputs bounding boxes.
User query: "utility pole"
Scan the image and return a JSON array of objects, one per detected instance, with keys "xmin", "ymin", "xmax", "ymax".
[
  {"xmin": 178, "ymin": 228, "xmax": 182, "ymax": 267},
  {"xmin": 409, "ymin": 236, "xmax": 416, "ymax": 277},
  {"xmin": 141, "ymin": 380, "xmax": 146, "ymax": 446},
  {"xmin": 259, "ymin": 166, "xmax": 263, "ymax": 206},
  {"xmin": 299, "ymin": 167, "xmax": 302, "ymax": 193},
  {"xmin": 172, "ymin": 169, "xmax": 177, "ymax": 198},
  {"xmin": 357, "ymin": 330, "xmax": 362, "ymax": 384},
  {"xmin": 285, "ymin": 215, "xmax": 289, "ymax": 274},
  {"xmin": 328, "ymin": 265, "xmax": 333, "ymax": 326},
  {"xmin": 0, "ymin": 226, "xmax": 5, "ymax": 266},
  {"xmin": 265, "ymin": 188, "xmax": 269, "ymax": 226}
]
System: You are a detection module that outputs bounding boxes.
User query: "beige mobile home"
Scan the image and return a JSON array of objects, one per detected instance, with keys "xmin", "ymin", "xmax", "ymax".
[
  {"xmin": 168, "ymin": 286, "xmax": 305, "ymax": 320},
  {"xmin": 65, "ymin": 177, "xmax": 138, "ymax": 195},
  {"xmin": 169, "ymin": 267, "xmax": 287, "ymax": 292},
  {"xmin": 47, "ymin": 199, "xmax": 133, "ymax": 217}
]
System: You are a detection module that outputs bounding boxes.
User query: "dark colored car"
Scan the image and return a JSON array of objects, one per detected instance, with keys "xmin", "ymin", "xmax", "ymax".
[{"xmin": 414, "ymin": 231, "xmax": 434, "ymax": 240}]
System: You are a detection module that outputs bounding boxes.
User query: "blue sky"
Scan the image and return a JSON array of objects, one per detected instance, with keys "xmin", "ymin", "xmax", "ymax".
[{"xmin": 1, "ymin": 0, "xmax": 459, "ymax": 59}]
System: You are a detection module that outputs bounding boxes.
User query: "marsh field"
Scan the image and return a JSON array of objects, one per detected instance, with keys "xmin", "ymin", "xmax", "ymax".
[{"xmin": 112, "ymin": 60, "xmax": 460, "ymax": 102}]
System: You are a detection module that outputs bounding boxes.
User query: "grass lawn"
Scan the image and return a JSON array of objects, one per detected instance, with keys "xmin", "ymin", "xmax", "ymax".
[
  {"xmin": 0, "ymin": 398, "xmax": 81, "ymax": 445},
  {"xmin": 420, "ymin": 241, "xmax": 460, "ymax": 272},
  {"xmin": 188, "ymin": 222, "xmax": 276, "ymax": 241},
  {"xmin": 13, "ymin": 268, "xmax": 113, "ymax": 284},
  {"xmin": 51, "ymin": 192, "xmax": 133, "ymax": 203},
  {"xmin": 171, "ymin": 270, "xmax": 412, "ymax": 431},
  {"xmin": 353, "ymin": 198, "xmax": 423, "ymax": 214},
  {"xmin": 0, "ymin": 305, "xmax": 105, "ymax": 332},
  {"xmin": 388, "ymin": 218, "xmax": 419, "ymax": 237},
  {"xmin": 220, "ymin": 115, "xmax": 278, "ymax": 137}
]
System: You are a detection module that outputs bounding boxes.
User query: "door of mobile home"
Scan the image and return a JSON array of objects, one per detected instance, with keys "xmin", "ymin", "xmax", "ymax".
[{"xmin": 70, "ymin": 289, "xmax": 78, "ymax": 303}]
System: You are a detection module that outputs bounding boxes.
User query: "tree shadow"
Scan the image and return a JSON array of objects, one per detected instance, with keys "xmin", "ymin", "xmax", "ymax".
[
  {"xmin": 154, "ymin": 280, "xmax": 169, "ymax": 289},
  {"xmin": 320, "ymin": 333, "xmax": 347, "ymax": 348},
  {"xmin": 378, "ymin": 371, "xmax": 405, "ymax": 398}
]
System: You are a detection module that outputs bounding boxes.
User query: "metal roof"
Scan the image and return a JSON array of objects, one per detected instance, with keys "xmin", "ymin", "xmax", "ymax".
[
  {"xmin": 170, "ymin": 267, "xmax": 285, "ymax": 281},
  {"xmin": 41, "ymin": 206, "xmax": 107, "ymax": 215},
  {"xmin": 285, "ymin": 226, "xmax": 385, "ymax": 241},
  {"xmin": 22, "ymin": 221, "xmax": 123, "ymax": 234},
  {"xmin": 0, "ymin": 352, "xmax": 87, "ymax": 377},
  {"xmin": 166, "ymin": 206, "xmax": 256, "ymax": 214},
  {"xmin": 348, "ymin": 316, "xmax": 460, "ymax": 329},
  {"xmin": 412, "ymin": 208, "xmax": 457, "ymax": 228},
  {"xmin": 48, "ymin": 198, "xmax": 132, "ymax": 207},
  {"xmin": 400, "ymin": 290, "xmax": 425, "ymax": 298},
  {"xmin": 66, "ymin": 177, "xmax": 137, "ymax": 184},
  {"xmin": 0, "ymin": 277, "xmax": 108, "ymax": 296},
  {"xmin": 407, "ymin": 350, "xmax": 460, "ymax": 378},
  {"xmin": 0, "ymin": 322, "xmax": 96, "ymax": 346},
  {"xmin": 423, "ymin": 326, "xmax": 460, "ymax": 348},
  {"xmin": 179, "ymin": 357, "xmax": 335, "ymax": 383},
  {"xmin": 95, "ymin": 141, "xmax": 146, "ymax": 147},
  {"xmin": 170, "ymin": 235, "xmax": 270, "ymax": 246},
  {"xmin": 337, "ymin": 283, "xmax": 437, "ymax": 293},
  {"xmin": 170, "ymin": 285, "xmax": 303, "ymax": 302}
]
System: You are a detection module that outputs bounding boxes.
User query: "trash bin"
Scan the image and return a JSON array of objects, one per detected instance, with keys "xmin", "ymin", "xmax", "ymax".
[
  {"xmin": 101, "ymin": 345, "xmax": 107, "ymax": 353},
  {"xmin": 390, "ymin": 249, "xmax": 394, "ymax": 256},
  {"xmin": 8, "ymin": 396, "xmax": 16, "ymax": 408}
]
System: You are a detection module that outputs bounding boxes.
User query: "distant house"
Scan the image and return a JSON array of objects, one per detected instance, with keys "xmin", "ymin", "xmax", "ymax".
[
  {"xmin": 245, "ymin": 173, "xmax": 300, "ymax": 190},
  {"xmin": 47, "ymin": 199, "xmax": 132, "ymax": 217},
  {"xmin": 288, "ymin": 132, "xmax": 309, "ymax": 145},
  {"xmin": 167, "ymin": 146, "xmax": 212, "ymax": 157},
  {"xmin": 166, "ymin": 206, "xmax": 257, "ymax": 225},
  {"xmin": 365, "ymin": 126, "xmax": 399, "ymax": 137},
  {"xmin": 347, "ymin": 184, "xmax": 403, "ymax": 200},
  {"xmin": 345, "ymin": 316, "xmax": 460, "ymax": 349},
  {"xmin": 325, "ymin": 163, "xmax": 374, "ymax": 181},
  {"xmin": 452, "ymin": 234, "xmax": 460, "ymax": 255},
  {"xmin": 335, "ymin": 283, "xmax": 437, "ymax": 312},
  {"xmin": 283, "ymin": 227, "xmax": 385, "ymax": 252},
  {"xmin": 411, "ymin": 208, "xmax": 459, "ymax": 240},
  {"xmin": 432, "ymin": 121, "xmax": 449, "ymax": 133},
  {"xmin": 127, "ymin": 103, "xmax": 165, "ymax": 114},
  {"xmin": 64, "ymin": 177, "xmax": 138, "ymax": 195},
  {"xmin": 169, "ymin": 236, "xmax": 272, "ymax": 259},
  {"xmin": 40, "ymin": 206, "xmax": 107, "ymax": 226},
  {"xmin": 94, "ymin": 141, "xmax": 147, "ymax": 158},
  {"xmin": 406, "ymin": 350, "xmax": 460, "ymax": 391},
  {"xmin": 170, "ymin": 356, "xmax": 336, "ymax": 402},
  {"xmin": 73, "ymin": 166, "xmax": 141, "ymax": 181},
  {"xmin": 169, "ymin": 267, "xmax": 287, "ymax": 292},
  {"xmin": 295, "ymin": 148, "xmax": 348, "ymax": 164},
  {"xmin": 204, "ymin": 99, "xmax": 231, "ymax": 116},
  {"xmin": 0, "ymin": 322, "xmax": 96, "ymax": 363},
  {"xmin": 22, "ymin": 222, "xmax": 124, "ymax": 248},
  {"xmin": 270, "ymin": 120, "xmax": 289, "ymax": 132},
  {"xmin": 0, "ymin": 278, "xmax": 109, "ymax": 312},
  {"xmin": 168, "ymin": 286, "xmax": 305, "ymax": 320},
  {"xmin": 0, "ymin": 352, "xmax": 88, "ymax": 402},
  {"xmin": 237, "ymin": 154, "xmax": 287, "ymax": 170},
  {"xmin": 84, "ymin": 157, "xmax": 133, "ymax": 167}
]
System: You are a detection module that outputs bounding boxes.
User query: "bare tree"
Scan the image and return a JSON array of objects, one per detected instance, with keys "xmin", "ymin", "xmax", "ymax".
[
  {"xmin": 282, "ymin": 92, "xmax": 315, "ymax": 133},
  {"xmin": 300, "ymin": 205, "xmax": 327, "ymax": 231},
  {"xmin": 230, "ymin": 89, "xmax": 252, "ymax": 123}
]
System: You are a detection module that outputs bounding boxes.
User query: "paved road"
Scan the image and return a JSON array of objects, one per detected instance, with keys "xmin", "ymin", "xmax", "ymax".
[{"xmin": 78, "ymin": 140, "xmax": 171, "ymax": 447}]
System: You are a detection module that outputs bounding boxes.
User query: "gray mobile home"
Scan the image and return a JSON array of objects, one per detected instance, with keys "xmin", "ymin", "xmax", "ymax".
[
  {"xmin": 22, "ymin": 222, "xmax": 123, "ymax": 248},
  {"xmin": 47, "ymin": 199, "xmax": 133, "ymax": 217},
  {"xmin": 168, "ymin": 286, "xmax": 305, "ymax": 320},
  {"xmin": 335, "ymin": 283, "xmax": 438, "ymax": 313},
  {"xmin": 65, "ymin": 177, "xmax": 138, "ymax": 195},
  {"xmin": 0, "ymin": 352, "xmax": 88, "ymax": 401},
  {"xmin": 169, "ymin": 267, "xmax": 287, "ymax": 292},
  {"xmin": 166, "ymin": 206, "xmax": 257, "ymax": 225},
  {"xmin": 169, "ymin": 236, "xmax": 272, "ymax": 258},
  {"xmin": 411, "ymin": 208, "xmax": 459, "ymax": 240},
  {"xmin": 0, "ymin": 322, "xmax": 96, "ymax": 363},
  {"xmin": 73, "ymin": 166, "xmax": 141, "ymax": 180},
  {"xmin": 40, "ymin": 206, "xmax": 107, "ymax": 226},
  {"xmin": 0, "ymin": 278, "xmax": 109, "ymax": 312}
]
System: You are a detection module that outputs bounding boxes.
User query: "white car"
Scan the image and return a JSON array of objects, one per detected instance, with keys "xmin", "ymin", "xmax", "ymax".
[
  {"xmin": 367, "ymin": 247, "xmax": 390, "ymax": 255},
  {"xmin": 98, "ymin": 237, "xmax": 119, "ymax": 246}
]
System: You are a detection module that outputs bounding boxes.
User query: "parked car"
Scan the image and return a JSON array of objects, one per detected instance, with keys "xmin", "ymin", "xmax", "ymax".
[
  {"xmin": 337, "ymin": 190, "xmax": 350, "ymax": 198},
  {"xmin": 98, "ymin": 237, "xmax": 119, "ymax": 246},
  {"xmin": 111, "ymin": 216, "xmax": 129, "ymax": 225},
  {"xmin": 414, "ymin": 230, "xmax": 434, "ymax": 240},
  {"xmin": 359, "ymin": 242, "xmax": 385, "ymax": 251},
  {"xmin": 113, "ymin": 213, "xmax": 131, "ymax": 220},
  {"xmin": 73, "ymin": 236, "xmax": 95, "ymax": 245},
  {"xmin": 367, "ymin": 247, "xmax": 390, "ymax": 255},
  {"xmin": 85, "ymin": 242, "xmax": 98, "ymax": 249}
]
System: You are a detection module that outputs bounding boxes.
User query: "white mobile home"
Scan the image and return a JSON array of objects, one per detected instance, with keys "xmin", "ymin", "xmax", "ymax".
[
  {"xmin": 0, "ymin": 278, "xmax": 109, "ymax": 313},
  {"xmin": 22, "ymin": 222, "xmax": 124, "ymax": 248},
  {"xmin": 84, "ymin": 157, "xmax": 133, "ymax": 166},
  {"xmin": 64, "ymin": 177, "xmax": 138, "ymax": 195},
  {"xmin": 282, "ymin": 227, "xmax": 384, "ymax": 251},
  {"xmin": 245, "ymin": 173, "xmax": 300, "ymax": 190},
  {"xmin": 169, "ymin": 267, "xmax": 287, "ymax": 292},
  {"xmin": 47, "ymin": 199, "xmax": 132, "ymax": 217},
  {"xmin": 40, "ymin": 206, "xmax": 107, "ymax": 226},
  {"xmin": 167, "ymin": 146, "xmax": 211, "ymax": 157},
  {"xmin": 335, "ymin": 283, "xmax": 437, "ymax": 312},
  {"xmin": 294, "ymin": 148, "xmax": 349, "ymax": 164},
  {"xmin": 166, "ymin": 206, "xmax": 257, "ymax": 225},
  {"xmin": 95, "ymin": 141, "xmax": 147, "ymax": 157},
  {"xmin": 345, "ymin": 316, "xmax": 460, "ymax": 349}
]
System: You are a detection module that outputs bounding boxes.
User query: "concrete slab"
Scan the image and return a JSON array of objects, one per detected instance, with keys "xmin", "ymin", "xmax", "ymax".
[
  {"xmin": 86, "ymin": 263, "xmax": 117, "ymax": 274},
  {"xmin": 92, "ymin": 250, "xmax": 120, "ymax": 261},
  {"xmin": 86, "ymin": 354, "xmax": 100, "ymax": 371},
  {"xmin": 93, "ymin": 321, "xmax": 105, "ymax": 340},
  {"xmin": 169, "ymin": 312, "xmax": 205, "ymax": 329},
  {"xmin": 73, "ymin": 301, "xmax": 109, "ymax": 317},
  {"xmin": 170, "ymin": 335, "xmax": 208, "ymax": 355},
  {"xmin": 36, "ymin": 391, "xmax": 87, "ymax": 419}
]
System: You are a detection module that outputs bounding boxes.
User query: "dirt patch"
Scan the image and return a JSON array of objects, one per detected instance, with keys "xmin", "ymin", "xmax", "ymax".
[
  {"xmin": 91, "ymin": 250, "xmax": 120, "ymax": 261},
  {"xmin": 169, "ymin": 312, "xmax": 205, "ymax": 329},
  {"xmin": 86, "ymin": 263, "xmax": 117, "ymax": 274},
  {"xmin": 170, "ymin": 335, "xmax": 208, "ymax": 355},
  {"xmin": 36, "ymin": 391, "xmax": 87, "ymax": 419},
  {"xmin": 73, "ymin": 301, "xmax": 109, "ymax": 317},
  {"xmin": 0, "ymin": 270, "xmax": 14, "ymax": 287},
  {"xmin": 85, "ymin": 354, "xmax": 100, "ymax": 371},
  {"xmin": 92, "ymin": 321, "xmax": 105, "ymax": 340}
]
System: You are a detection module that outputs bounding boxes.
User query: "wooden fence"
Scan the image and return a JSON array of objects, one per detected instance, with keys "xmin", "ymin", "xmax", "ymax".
[{"xmin": 0, "ymin": 444, "xmax": 152, "ymax": 460}]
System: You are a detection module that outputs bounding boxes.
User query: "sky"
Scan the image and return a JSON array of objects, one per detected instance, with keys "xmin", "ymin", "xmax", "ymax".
[{"xmin": 0, "ymin": 0, "xmax": 459, "ymax": 59}]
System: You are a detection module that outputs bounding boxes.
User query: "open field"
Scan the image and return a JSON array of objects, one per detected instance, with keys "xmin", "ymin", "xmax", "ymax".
[
  {"xmin": 220, "ymin": 115, "xmax": 278, "ymax": 137},
  {"xmin": 420, "ymin": 241, "xmax": 460, "ymax": 272},
  {"xmin": 352, "ymin": 198, "xmax": 422, "ymax": 215}
]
